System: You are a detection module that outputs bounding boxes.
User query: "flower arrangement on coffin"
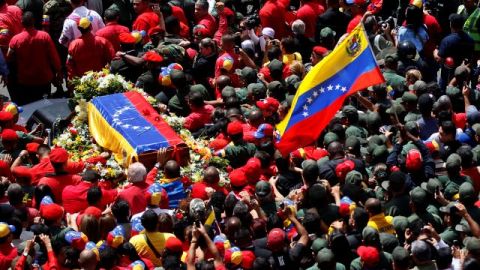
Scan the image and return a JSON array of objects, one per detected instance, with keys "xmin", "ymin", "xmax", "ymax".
[{"xmin": 70, "ymin": 69, "xmax": 132, "ymax": 103}]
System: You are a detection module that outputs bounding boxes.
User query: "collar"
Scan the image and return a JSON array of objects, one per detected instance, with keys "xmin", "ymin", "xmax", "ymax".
[{"xmin": 159, "ymin": 177, "xmax": 180, "ymax": 184}]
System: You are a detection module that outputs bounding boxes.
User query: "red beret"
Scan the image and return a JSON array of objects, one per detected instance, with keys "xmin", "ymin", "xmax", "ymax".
[
  {"xmin": 1, "ymin": 129, "xmax": 18, "ymax": 141},
  {"xmin": 83, "ymin": 206, "xmax": 102, "ymax": 219},
  {"xmin": 227, "ymin": 121, "xmax": 244, "ymax": 136},
  {"xmin": 242, "ymin": 158, "xmax": 261, "ymax": 185},
  {"xmin": 229, "ymin": 169, "xmax": 247, "ymax": 187},
  {"xmin": 335, "ymin": 159, "xmax": 355, "ymax": 182},
  {"xmin": 0, "ymin": 160, "xmax": 11, "ymax": 177},
  {"xmin": 313, "ymin": 46, "xmax": 328, "ymax": 56},
  {"xmin": 40, "ymin": 203, "xmax": 64, "ymax": 221},
  {"xmin": 406, "ymin": 149, "xmax": 423, "ymax": 171},
  {"xmin": 241, "ymin": 251, "xmax": 255, "ymax": 269},
  {"xmin": 256, "ymin": 97, "xmax": 280, "ymax": 111},
  {"xmin": 357, "ymin": 246, "xmax": 380, "ymax": 267},
  {"xmin": 165, "ymin": 237, "xmax": 183, "ymax": 253},
  {"xmin": 193, "ymin": 26, "xmax": 209, "ymax": 36},
  {"xmin": 12, "ymin": 166, "xmax": 32, "ymax": 179},
  {"xmin": 190, "ymin": 182, "xmax": 209, "ymax": 200},
  {"xmin": 148, "ymin": 26, "xmax": 164, "ymax": 36},
  {"xmin": 49, "ymin": 147, "xmax": 69, "ymax": 163},
  {"xmin": 118, "ymin": 32, "xmax": 137, "ymax": 44},
  {"xmin": 143, "ymin": 51, "xmax": 163, "ymax": 63},
  {"xmin": 0, "ymin": 111, "xmax": 13, "ymax": 122},
  {"xmin": 267, "ymin": 228, "xmax": 285, "ymax": 251},
  {"xmin": 26, "ymin": 142, "xmax": 40, "ymax": 154}
]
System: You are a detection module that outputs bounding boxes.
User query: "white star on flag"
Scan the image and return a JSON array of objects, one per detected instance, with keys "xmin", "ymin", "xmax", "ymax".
[
  {"xmin": 307, "ymin": 97, "xmax": 313, "ymax": 103},
  {"xmin": 341, "ymin": 87, "xmax": 347, "ymax": 92},
  {"xmin": 302, "ymin": 111, "xmax": 309, "ymax": 117},
  {"xmin": 320, "ymin": 87, "xmax": 325, "ymax": 93},
  {"xmin": 303, "ymin": 104, "xmax": 308, "ymax": 110},
  {"xmin": 335, "ymin": 84, "xmax": 340, "ymax": 90},
  {"xmin": 313, "ymin": 91, "xmax": 318, "ymax": 97},
  {"xmin": 327, "ymin": 85, "xmax": 333, "ymax": 91}
]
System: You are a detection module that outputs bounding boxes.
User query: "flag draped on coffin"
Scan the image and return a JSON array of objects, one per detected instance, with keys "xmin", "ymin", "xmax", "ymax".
[
  {"xmin": 88, "ymin": 91, "xmax": 183, "ymax": 165},
  {"xmin": 275, "ymin": 24, "xmax": 385, "ymax": 156}
]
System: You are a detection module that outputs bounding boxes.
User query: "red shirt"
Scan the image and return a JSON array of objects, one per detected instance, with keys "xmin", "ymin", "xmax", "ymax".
[
  {"xmin": 29, "ymin": 157, "xmax": 85, "ymax": 185},
  {"xmin": 463, "ymin": 167, "xmax": 480, "ymax": 193},
  {"xmin": 190, "ymin": 181, "xmax": 228, "ymax": 200},
  {"xmin": 243, "ymin": 123, "xmax": 258, "ymax": 143},
  {"xmin": 196, "ymin": 13, "xmax": 217, "ymax": 37},
  {"xmin": 118, "ymin": 181, "xmax": 149, "ymax": 215},
  {"xmin": 95, "ymin": 22, "xmax": 130, "ymax": 52},
  {"xmin": 171, "ymin": 5, "xmax": 188, "ymax": 26},
  {"xmin": 183, "ymin": 104, "xmax": 214, "ymax": 132},
  {"xmin": 453, "ymin": 113, "xmax": 467, "ymax": 130},
  {"xmin": 38, "ymin": 174, "xmax": 82, "ymax": 203},
  {"xmin": 423, "ymin": 12, "xmax": 442, "ymax": 59},
  {"xmin": 8, "ymin": 28, "xmax": 61, "ymax": 86},
  {"xmin": 259, "ymin": 0, "xmax": 287, "ymax": 38},
  {"xmin": 62, "ymin": 181, "xmax": 118, "ymax": 213},
  {"xmin": 67, "ymin": 32, "xmax": 115, "ymax": 79},
  {"xmin": 0, "ymin": 243, "xmax": 17, "ymax": 270},
  {"xmin": 296, "ymin": 2, "xmax": 324, "ymax": 38},
  {"xmin": 133, "ymin": 10, "xmax": 159, "ymax": 41},
  {"xmin": 0, "ymin": 4, "xmax": 22, "ymax": 54}
]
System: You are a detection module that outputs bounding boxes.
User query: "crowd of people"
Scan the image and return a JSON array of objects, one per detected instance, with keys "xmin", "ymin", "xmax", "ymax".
[{"xmin": 0, "ymin": 0, "xmax": 480, "ymax": 269}]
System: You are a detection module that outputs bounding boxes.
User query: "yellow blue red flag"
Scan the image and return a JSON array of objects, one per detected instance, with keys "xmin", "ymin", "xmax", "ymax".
[{"xmin": 275, "ymin": 24, "xmax": 385, "ymax": 156}]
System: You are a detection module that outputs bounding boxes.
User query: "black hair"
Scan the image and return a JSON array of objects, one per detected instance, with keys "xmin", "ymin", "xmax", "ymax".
[
  {"xmin": 188, "ymin": 91, "xmax": 204, "ymax": 107},
  {"xmin": 224, "ymin": 193, "xmax": 238, "ymax": 218},
  {"xmin": 440, "ymin": 120, "xmax": 456, "ymax": 136},
  {"xmin": 87, "ymin": 186, "xmax": 102, "ymax": 206},
  {"xmin": 104, "ymin": 8, "xmax": 120, "ymax": 21},
  {"xmin": 457, "ymin": 145, "xmax": 474, "ymax": 167},
  {"xmin": 302, "ymin": 211, "xmax": 321, "ymax": 235},
  {"xmin": 34, "ymin": 184, "xmax": 54, "ymax": 209},
  {"xmin": 22, "ymin": 11, "xmax": 34, "ymax": 28},
  {"xmin": 111, "ymin": 199, "xmax": 131, "ymax": 223},
  {"xmin": 117, "ymin": 242, "xmax": 141, "ymax": 261},
  {"xmin": 280, "ymin": 37, "xmax": 296, "ymax": 54},
  {"xmin": 165, "ymin": 15, "xmax": 180, "ymax": 34},
  {"xmin": 99, "ymin": 246, "xmax": 118, "ymax": 269},
  {"xmin": 352, "ymin": 207, "xmax": 369, "ymax": 231},
  {"xmin": 141, "ymin": 210, "xmax": 159, "ymax": 232},
  {"xmin": 267, "ymin": 46, "xmax": 282, "ymax": 61}
]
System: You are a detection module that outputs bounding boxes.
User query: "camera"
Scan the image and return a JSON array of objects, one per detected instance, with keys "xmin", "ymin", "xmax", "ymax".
[
  {"xmin": 244, "ymin": 14, "xmax": 260, "ymax": 30},
  {"xmin": 379, "ymin": 16, "xmax": 395, "ymax": 30}
]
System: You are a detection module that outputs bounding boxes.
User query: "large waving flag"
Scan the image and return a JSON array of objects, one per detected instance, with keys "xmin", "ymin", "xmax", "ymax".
[
  {"xmin": 88, "ymin": 91, "xmax": 183, "ymax": 165},
  {"xmin": 275, "ymin": 24, "xmax": 385, "ymax": 156}
]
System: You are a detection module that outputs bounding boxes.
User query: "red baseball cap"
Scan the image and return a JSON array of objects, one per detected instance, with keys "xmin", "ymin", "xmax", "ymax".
[
  {"xmin": 49, "ymin": 147, "xmax": 69, "ymax": 163},
  {"xmin": 254, "ymin": 123, "xmax": 274, "ymax": 139},
  {"xmin": 229, "ymin": 169, "xmax": 247, "ymax": 188},
  {"xmin": 406, "ymin": 149, "xmax": 423, "ymax": 171},
  {"xmin": 241, "ymin": 250, "xmax": 255, "ymax": 269},
  {"xmin": 26, "ymin": 142, "xmax": 40, "ymax": 154},
  {"xmin": 1, "ymin": 129, "xmax": 18, "ymax": 141},
  {"xmin": 242, "ymin": 157, "xmax": 261, "ymax": 185},
  {"xmin": 267, "ymin": 228, "xmax": 285, "ymax": 251},
  {"xmin": 40, "ymin": 203, "xmax": 64, "ymax": 221},
  {"xmin": 118, "ymin": 32, "xmax": 136, "ymax": 44},
  {"xmin": 190, "ymin": 182, "xmax": 209, "ymax": 200},
  {"xmin": 357, "ymin": 246, "xmax": 380, "ymax": 268},
  {"xmin": 165, "ymin": 237, "xmax": 183, "ymax": 253},
  {"xmin": 227, "ymin": 121, "xmax": 244, "ymax": 136},
  {"xmin": 143, "ymin": 51, "xmax": 163, "ymax": 63},
  {"xmin": 0, "ymin": 111, "xmax": 13, "ymax": 122},
  {"xmin": 256, "ymin": 97, "xmax": 279, "ymax": 111},
  {"xmin": 335, "ymin": 159, "xmax": 355, "ymax": 182}
]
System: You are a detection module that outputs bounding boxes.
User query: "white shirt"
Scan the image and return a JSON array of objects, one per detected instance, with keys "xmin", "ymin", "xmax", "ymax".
[
  {"xmin": 58, "ymin": 6, "xmax": 105, "ymax": 47},
  {"xmin": 130, "ymin": 207, "xmax": 173, "ymax": 221}
]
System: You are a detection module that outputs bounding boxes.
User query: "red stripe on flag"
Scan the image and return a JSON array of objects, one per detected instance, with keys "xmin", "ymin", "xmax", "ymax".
[
  {"xmin": 276, "ymin": 68, "xmax": 384, "ymax": 156},
  {"xmin": 123, "ymin": 91, "xmax": 183, "ymax": 145}
]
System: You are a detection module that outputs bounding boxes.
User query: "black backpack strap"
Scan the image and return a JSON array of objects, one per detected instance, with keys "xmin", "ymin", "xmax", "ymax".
[{"xmin": 144, "ymin": 234, "xmax": 162, "ymax": 258}]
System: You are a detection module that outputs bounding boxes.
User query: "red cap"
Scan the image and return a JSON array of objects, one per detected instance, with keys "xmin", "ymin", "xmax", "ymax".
[
  {"xmin": 83, "ymin": 206, "xmax": 102, "ymax": 219},
  {"xmin": 335, "ymin": 159, "xmax": 355, "ymax": 182},
  {"xmin": 193, "ymin": 26, "xmax": 209, "ymax": 37},
  {"xmin": 0, "ymin": 111, "xmax": 13, "ymax": 122},
  {"xmin": 242, "ymin": 157, "xmax": 261, "ymax": 185},
  {"xmin": 267, "ymin": 228, "xmax": 285, "ymax": 251},
  {"xmin": 118, "ymin": 32, "xmax": 137, "ymax": 44},
  {"xmin": 40, "ymin": 203, "xmax": 64, "ymax": 221},
  {"xmin": 357, "ymin": 246, "xmax": 380, "ymax": 268},
  {"xmin": 148, "ymin": 26, "xmax": 164, "ymax": 36},
  {"xmin": 1, "ymin": 129, "xmax": 18, "ymax": 141},
  {"xmin": 339, "ymin": 203, "xmax": 351, "ymax": 217},
  {"xmin": 26, "ymin": 142, "xmax": 40, "ymax": 154},
  {"xmin": 445, "ymin": 57, "xmax": 455, "ymax": 68},
  {"xmin": 190, "ymin": 182, "xmax": 209, "ymax": 200},
  {"xmin": 406, "ymin": 149, "xmax": 423, "ymax": 171},
  {"xmin": 256, "ymin": 97, "xmax": 280, "ymax": 111},
  {"xmin": 165, "ymin": 237, "xmax": 183, "ymax": 253},
  {"xmin": 313, "ymin": 46, "xmax": 328, "ymax": 56},
  {"xmin": 229, "ymin": 169, "xmax": 247, "ymax": 187},
  {"xmin": 241, "ymin": 251, "xmax": 255, "ymax": 269},
  {"xmin": 12, "ymin": 166, "xmax": 32, "ymax": 179},
  {"xmin": 143, "ymin": 51, "xmax": 163, "ymax": 63},
  {"xmin": 227, "ymin": 121, "xmax": 244, "ymax": 136},
  {"xmin": 49, "ymin": 147, "xmax": 69, "ymax": 163}
]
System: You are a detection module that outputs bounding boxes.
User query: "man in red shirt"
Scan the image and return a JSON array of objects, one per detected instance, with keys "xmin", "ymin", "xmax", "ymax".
[
  {"xmin": 118, "ymin": 162, "xmax": 150, "ymax": 215},
  {"xmin": 259, "ymin": 0, "xmax": 287, "ymax": 39},
  {"xmin": 194, "ymin": 0, "xmax": 216, "ymax": 37},
  {"xmin": 0, "ymin": 0, "xmax": 22, "ymax": 55},
  {"xmin": 346, "ymin": 0, "xmax": 368, "ymax": 33},
  {"xmin": 132, "ymin": 0, "xmax": 160, "ymax": 39},
  {"xmin": 183, "ymin": 91, "xmax": 214, "ymax": 132},
  {"xmin": 37, "ymin": 147, "xmax": 82, "ymax": 203},
  {"xmin": 296, "ymin": 0, "xmax": 324, "ymax": 39},
  {"xmin": 190, "ymin": 166, "xmax": 228, "ymax": 200},
  {"xmin": 62, "ymin": 170, "xmax": 117, "ymax": 214},
  {"xmin": 67, "ymin": 17, "xmax": 115, "ymax": 79},
  {"xmin": 7, "ymin": 12, "xmax": 61, "ymax": 106},
  {"xmin": 95, "ymin": 9, "xmax": 129, "ymax": 52}
]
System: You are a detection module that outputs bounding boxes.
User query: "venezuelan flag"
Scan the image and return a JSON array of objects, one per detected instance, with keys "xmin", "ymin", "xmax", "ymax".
[
  {"xmin": 276, "ymin": 24, "xmax": 385, "ymax": 156},
  {"xmin": 88, "ymin": 91, "xmax": 183, "ymax": 165}
]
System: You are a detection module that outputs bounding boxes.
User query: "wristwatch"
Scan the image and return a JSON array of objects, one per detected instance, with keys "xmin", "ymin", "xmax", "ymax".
[{"xmin": 23, "ymin": 251, "xmax": 28, "ymax": 257}]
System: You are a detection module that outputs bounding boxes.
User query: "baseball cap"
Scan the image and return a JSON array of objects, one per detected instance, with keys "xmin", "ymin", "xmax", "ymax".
[
  {"xmin": 49, "ymin": 147, "xmax": 69, "ymax": 163},
  {"xmin": 406, "ymin": 149, "xmax": 423, "ymax": 171},
  {"xmin": 420, "ymin": 178, "xmax": 442, "ymax": 194},
  {"xmin": 256, "ymin": 97, "xmax": 280, "ymax": 111},
  {"xmin": 408, "ymin": 80, "xmax": 427, "ymax": 92},
  {"xmin": 78, "ymin": 17, "xmax": 92, "ymax": 29},
  {"xmin": 410, "ymin": 187, "xmax": 427, "ymax": 205},
  {"xmin": 227, "ymin": 121, "xmax": 244, "ymax": 135},
  {"xmin": 254, "ymin": 123, "xmax": 274, "ymax": 139},
  {"xmin": 362, "ymin": 226, "xmax": 380, "ymax": 245},
  {"xmin": 316, "ymin": 248, "xmax": 335, "ymax": 264},
  {"xmin": 357, "ymin": 246, "xmax": 380, "ymax": 267},
  {"xmin": 255, "ymin": 181, "xmax": 272, "ymax": 198},
  {"xmin": 381, "ymin": 171, "xmax": 406, "ymax": 191},
  {"xmin": 439, "ymin": 202, "xmax": 457, "ymax": 215},
  {"xmin": 411, "ymin": 240, "xmax": 432, "ymax": 261},
  {"xmin": 267, "ymin": 228, "xmax": 285, "ymax": 251},
  {"xmin": 459, "ymin": 182, "xmax": 476, "ymax": 202}
]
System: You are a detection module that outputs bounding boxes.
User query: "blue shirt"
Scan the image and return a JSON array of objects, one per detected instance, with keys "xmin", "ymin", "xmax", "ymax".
[
  {"xmin": 397, "ymin": 26, "xmax": 429, "ymax": 52},
  {"xmin": 417, "ymin": 116, "xmax": 438, "ymax": 141}
]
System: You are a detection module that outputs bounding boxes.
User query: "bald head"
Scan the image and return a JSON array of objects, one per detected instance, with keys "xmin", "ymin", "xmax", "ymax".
[
  {"xmin": 365, "ymin": 198, "xmax": 382, "ymax": 215},
  {"xmin": 217, "ymin": 75, "xmax": 231, "ymax": 90},
  {"xmin": 78, "ymin": 250, "xmax": 97, "ymax": 270},
  {"xmin": 248, "ymin": 109, "xmax": 264, "ymax": 127},
  {"xmin": 327, "ymin": 141, "xmax": 344, "ymax": 159},
  {"xmin": 204, "ymin": 166, "xmax": 220, "ymax": 184},
  {"xmin": 225, "ymin": 216, "xmax": 242, "ymax": 240},
  {"xmin": 164, "ymin": 160, "xmax": 180, "ymax": 178}
]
